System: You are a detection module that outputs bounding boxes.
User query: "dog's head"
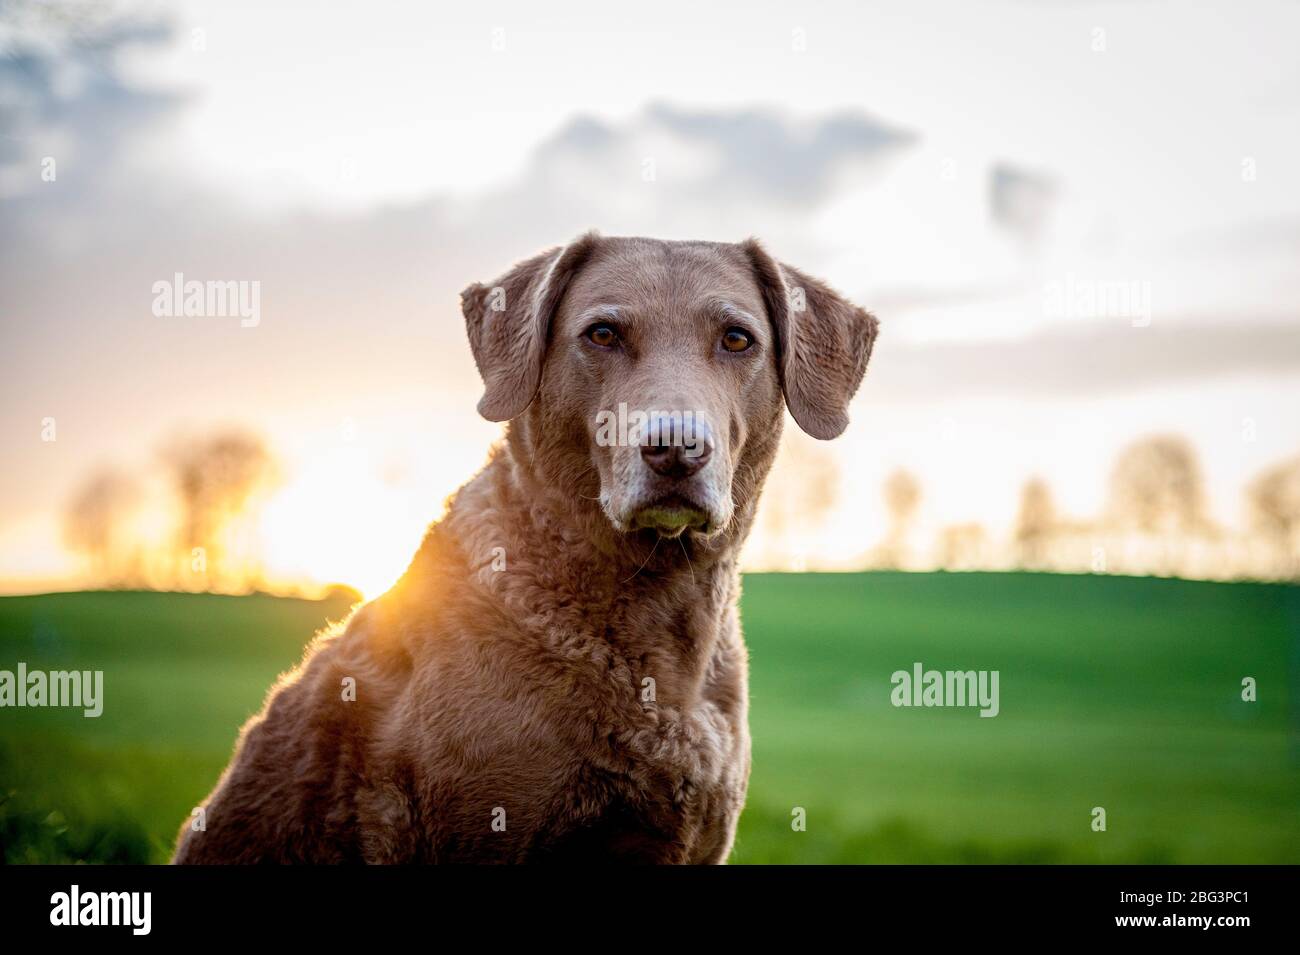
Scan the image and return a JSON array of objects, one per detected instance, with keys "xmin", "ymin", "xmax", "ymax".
[{"xmin": 461, "ymin": 233, "xmax": 878, "ymax": 541}]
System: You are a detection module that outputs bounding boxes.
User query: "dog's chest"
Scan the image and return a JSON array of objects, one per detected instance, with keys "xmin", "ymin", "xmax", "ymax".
[
  {"xmin": 526, "ymin": 685, "xmax": 745, "ymax": 863},
  {"xmin": 386, "ymin": 608, "xmax": 749, "ymax": 862},
  {"xmin": 537, "ymin": 742, "xmax": 739, "ymax": 864}
]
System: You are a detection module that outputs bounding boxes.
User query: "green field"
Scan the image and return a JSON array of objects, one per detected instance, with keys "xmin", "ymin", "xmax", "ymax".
[{"xmin": 1, "ymin": 573, "xmax": 1296, "ymax": 864}]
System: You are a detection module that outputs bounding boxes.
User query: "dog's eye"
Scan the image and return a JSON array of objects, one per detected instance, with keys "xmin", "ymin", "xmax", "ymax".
[
  {"xmin": 586, "ymin": 324, "xmax": 619, "ymax": 347},
  {"xmin": 721, "ymin": 328, "xmax": 752, "ymax": 352}
]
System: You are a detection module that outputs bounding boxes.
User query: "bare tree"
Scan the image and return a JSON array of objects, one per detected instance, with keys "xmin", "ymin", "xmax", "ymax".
[
  {"xmin": 875, "ymin": 469, "xmax": 921, "ymax": 568},
  {"xmin": 1246, "ymin": 453, "xmax": 1300, "ymax": 578},
  {"xmin": 884, "ymin": 469, "xmax": 920, "ymax": 528},
  {"xmin": 755, "ymin": 429, "xmax": 841, "ymax": 568},
  {"xmin": 1014, "ymin": 477, "xmax": 1057, "ymax": 569},
  {"xmin": 161, "ymin": 429, "xmax": 277, "ymax": 589},
  {"xmin": 938, "ymin": 522, "xmax": 987, "ymax": 570},
  {"xmin": 1108, "ymin": 435, "xmax": 1208, "ymax": 534},
  {"xmin": 63, "ymin": 469, "xmax": 141, "ymax": 586}
]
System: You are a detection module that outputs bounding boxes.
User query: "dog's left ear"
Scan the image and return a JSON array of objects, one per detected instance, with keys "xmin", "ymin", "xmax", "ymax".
[
  {"xmin": 743, "ymin": 239, "xmax": 879, "ymax": 440},
  {"xmin": 461, "ymin": 232, "xmax": 599, "ymax": 422}
]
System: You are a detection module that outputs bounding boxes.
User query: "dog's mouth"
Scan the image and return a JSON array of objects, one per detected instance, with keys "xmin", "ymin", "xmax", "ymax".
[{"xmin": 628, "ymin": 493, "xmax": 712, "ymax": 538}]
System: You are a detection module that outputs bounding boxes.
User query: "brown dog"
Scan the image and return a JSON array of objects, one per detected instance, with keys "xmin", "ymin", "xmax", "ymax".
[{"xmin": 173, "ymin": 233, "xmax": 877, "ymax": 863}]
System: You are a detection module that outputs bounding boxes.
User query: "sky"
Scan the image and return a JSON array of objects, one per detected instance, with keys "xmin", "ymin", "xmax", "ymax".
[{"xmin": 1, "ymin": 0, "xmax": 1298, "ymax": 595}]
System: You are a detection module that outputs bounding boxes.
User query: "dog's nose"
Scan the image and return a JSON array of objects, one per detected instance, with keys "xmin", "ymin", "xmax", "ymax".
[{"xmin": 640, "ymin": 415, "xmax": 713, "ymax": 479}]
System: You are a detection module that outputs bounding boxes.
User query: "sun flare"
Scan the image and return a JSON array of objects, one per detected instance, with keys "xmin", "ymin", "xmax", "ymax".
[{"xmin": 258, "ymin": 452, "xmax": 430, "ymax": 600}]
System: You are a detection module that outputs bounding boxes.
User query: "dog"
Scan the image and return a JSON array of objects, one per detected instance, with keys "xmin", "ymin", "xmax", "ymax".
[{"xmin": 173, "ymin": 233, "xmax": 877, "ymax": 863}]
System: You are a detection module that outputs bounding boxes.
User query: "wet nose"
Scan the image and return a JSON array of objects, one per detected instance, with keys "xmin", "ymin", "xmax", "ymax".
[{"xmin": 640, "ymin": 415, "xmax": 714, "ymax": 479}]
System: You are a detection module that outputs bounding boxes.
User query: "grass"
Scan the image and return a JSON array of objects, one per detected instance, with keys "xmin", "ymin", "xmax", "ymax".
[{"xmin": 1, "ymin": 573, "xmax": 1296, "ymax": 864}]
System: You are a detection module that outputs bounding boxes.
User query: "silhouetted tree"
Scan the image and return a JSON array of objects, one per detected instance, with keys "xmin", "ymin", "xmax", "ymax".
[
  {"xmin": 1246, "ymin": 453, "xmax": 1300, "ymax": 578},
  {"xmin": 757, "ymin": 429, "xmax": 841, "ymax": 568},
  {"xmin": 876, "ymin": 469, "xmax": 921, "ymax": 567},
  {"xmin": 161, "ymin": 429, "xmax": 277, "ymax": 587},
  {"xmin": 1014, "ymin": 477, "xmax": 1057, "ymax": 568},
  {"xmin": 1108, "ymin": 435, "xmax": 1207, "ymax": 534},
  {"xmin": 63, "ymin": 469, "xmax": 140, "ymax": 585},
  {"xmin": 885, "ymin": 469, "xmax": 920, "ymax": 527},
  {"xmin": 938, "ymin": 522, "xmax": 987, "ymax": 570}
]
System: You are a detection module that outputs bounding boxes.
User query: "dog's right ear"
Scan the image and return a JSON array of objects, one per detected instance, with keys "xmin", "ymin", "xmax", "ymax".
[{"xmin": 460, "ymin": 232, "xmax": 599, "ymax": 422}]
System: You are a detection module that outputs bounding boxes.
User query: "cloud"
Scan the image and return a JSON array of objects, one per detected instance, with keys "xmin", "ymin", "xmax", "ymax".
[
  {"xmin": 0, "ymin": 3, "xmax": 182, "ymax": 205},
  {"xmin": 533, "ymin": 102, "xmax": 915, "ymax": 204},
  {"xmin": 440, "ymin": 101, "xmax": 919, "ymax": 277},
  {"xmin": 869, "ymin": 316, "xmax": 1300, "ymax": 402},
  {"xmin": 989, "ymin": 161, "xmax": 1056, "ymax": 242},
  {"xmin": 2, "ymin": 33, "xmax": 933, "ymax": 509},
  {"xmin": 2, "ymin": 11, "xmax": 1295, "ymax": 530}
]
